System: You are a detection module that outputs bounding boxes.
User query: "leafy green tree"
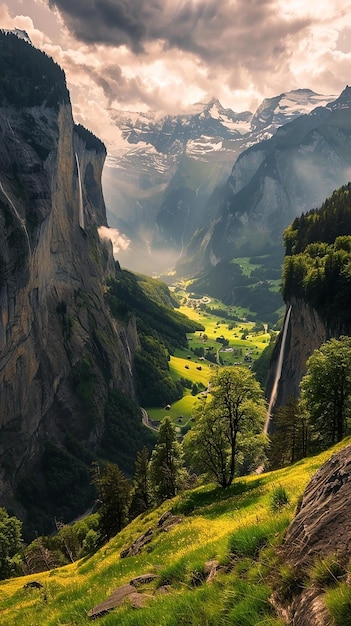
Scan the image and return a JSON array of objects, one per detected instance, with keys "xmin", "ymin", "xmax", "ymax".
[
  {"xmin": 0, "ymin": 508, "xmax": 23, "ymax": 579},
  {"xmin": 92, "ymin": 462, "xmax": 132, "ymax": 541},
  {"xmin": 149, "ymin": 417, "xmax": 184, "ymax": 504},
  {"xmin": 300, "ymin": 336, "xmax": 351, "ymax": 448},
  {"xmin": 184, "ymin": 367, "xmax": 267, "ymax": 488},
  {"xmin": 269, "ymin": 396, "xmax": 309, "ymax": 467},
  {"xmin": 130, "ymin": 447, "xmax": 153, "ymax": 516}
]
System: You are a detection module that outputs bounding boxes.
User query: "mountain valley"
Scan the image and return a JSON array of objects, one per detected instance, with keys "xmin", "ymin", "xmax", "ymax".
[{"xmin": 1, "ymin": 28, "xmax": 351, "ymax": 626}]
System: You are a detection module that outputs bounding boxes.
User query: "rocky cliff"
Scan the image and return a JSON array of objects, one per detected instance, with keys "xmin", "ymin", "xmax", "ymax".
[
  {"xmin": 265, "ymin": 299, "xmax": 334, "ymax": 409},
  {"xmin": 0, "ymin": 33, "xmax": 139, "ymax": 520},
  {"xmin": 274, "ymin": 444, "xmax": 351, "ymax": 626},
  {"xmin": 266, "ymin": 183, "xmax": 351, "ymax": 413}
]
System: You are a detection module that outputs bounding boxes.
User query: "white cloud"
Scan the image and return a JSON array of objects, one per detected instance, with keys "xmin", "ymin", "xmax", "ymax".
[
  {"xmin": 98, "ymin": 226, "xmax": 130, "ymax": 256},
  {"xmin": 4, "ymin": 0, "xmax": 351, "ymax": 153}
]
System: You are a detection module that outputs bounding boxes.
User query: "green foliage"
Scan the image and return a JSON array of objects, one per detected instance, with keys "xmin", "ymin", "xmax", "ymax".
[
  {"xmin": 0, "ymin": 32, "xmax": 70, "ymax": 109},
  {"xmin": 106, "ymin": 269, "xmax": 201, "ymax": 408},
  {"xmin": 134, "ymin": 335, "xmax": 183, "ymax": 406},
  {"xmin": 308, "ymin": 553, "xmax": 346, "ymax": 588},
  {"xmin": 325, "ymin": 582, "xmax": 351, "ymax": 625},
  {"xmin": 17, "ymin": 441, "xmax": 94, "ymax": 540},
  {"xmin": 21, "ymin": 514, "xmax": 101, "ymax": 574},
  {"xmin": 79, "ymin": 528, "xmax": 101, "ymax": 557},
  {"xmin": 100, "ymin": 390, "xmax": 155, "ymax": 476},
  {"xmin": 227, "ymin": 515, "xmax": 288, "ymax": 559},
  {"xmin": 184, "ymin": 367, "xmax": 267, "ymax": 487},
  {"xmin": 300, "ymin": 336, "xmax": 351, "ymax": 448},
  {"xmin": 0, "ymin": 508, "xmax": 22, "ymax": 579},
  {"xmin": 157, "ymin": 560, "xmax": 187, "ymax": 587},
  {"xmin": 252, "ymin": 332, "xmax": 276, "ymax": 387},
  {"xmin": 275, "ymin": 563, "xmax": 305, "ymax": 601},
  {"xmin": 221, "ymin": 580, "xmax": 277, "ymax": 626},
  {"xmin": 282, "ymin": 183, "xmax": 351, "ymax": 328},
  {"xmin": 149, "ymin": 417, "xmax": 185, "ymax": 504},
  {"xmin": 269, "ymin": 396, "xmax": 308, "ymax": 467},
  {"xmin": 92, "ymin": 462, "xmax": 132, "ymax": 541},
  {"xmin": 106, "ymin": 269, "xmax": 201, "ymax": 350},
  {"xmin": 190, "ymin": 255, "xmax": 283, "ymax": 323},
  {"xmin": 130, "ymin": 447, "xmax": 153, "ymax": 516},
  {"xmin": 270, "ymin": 485, "xmax": 290, "ymax": 511}
]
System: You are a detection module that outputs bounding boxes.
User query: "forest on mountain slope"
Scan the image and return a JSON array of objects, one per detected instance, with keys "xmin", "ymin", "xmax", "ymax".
[{"xmin": 282, "ymin": 182, "xmax": 351, "ymax": 328}]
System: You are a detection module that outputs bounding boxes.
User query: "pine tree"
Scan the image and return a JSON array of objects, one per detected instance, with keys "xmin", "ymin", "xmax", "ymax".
[
  {"xmin": 92, "ymin": 462, "xmax": 131, "ymax": 541},
  {"xmin": 149, "ymin": 417, "xmax": 184, "ymax": 504},
  {"xmin": 130, "ymin": 447, "xmax": 152, "ymax": 516}
]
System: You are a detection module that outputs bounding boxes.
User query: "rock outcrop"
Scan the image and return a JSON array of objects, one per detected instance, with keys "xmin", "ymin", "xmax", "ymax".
[
  {"xmin": 274, "ymin": 445, "xmax": 351, "ymax": 625},
  {"xmin": 0, "ymin": 33, "xmax": 138, "ymax": 517},
  {"xmin": 265, "ymin": 298, "xmax": 334, "ymax": 408}
]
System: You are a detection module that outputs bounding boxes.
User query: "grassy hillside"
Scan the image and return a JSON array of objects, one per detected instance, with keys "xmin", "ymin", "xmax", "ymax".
[
  {"xmin": 146, "ymin": 298, "xmax": 275, "ymax": 425},
  {"xmin": 1, "ymin": 440, "xmax": 350, "ymax": 625}
]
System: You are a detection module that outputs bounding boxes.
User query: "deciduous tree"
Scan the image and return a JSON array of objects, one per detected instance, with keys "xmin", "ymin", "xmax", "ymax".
[
  {"xmin": 184, "ymin": 367, "xmax": 267, "ymax": 487},
  {"xmin": 0, "ymin": 508, "xmax": 22, "ymax": 579},
  {"xmin": 300, "ymin": 336, "xmax": 351, "ymax": 447}
]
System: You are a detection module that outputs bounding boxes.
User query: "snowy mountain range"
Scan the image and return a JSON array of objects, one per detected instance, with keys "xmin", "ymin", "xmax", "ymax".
[{"xmin": 104, "ymin": 89, "xmax": 336, "ymax": 274}]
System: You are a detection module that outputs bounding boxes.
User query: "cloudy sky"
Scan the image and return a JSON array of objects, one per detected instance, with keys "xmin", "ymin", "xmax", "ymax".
[{"xmin": 2, "ymin": 0, "xmax": 351, "ymax": 154}]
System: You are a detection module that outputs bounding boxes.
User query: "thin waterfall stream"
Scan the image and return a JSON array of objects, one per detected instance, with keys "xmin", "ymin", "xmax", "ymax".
[
  {"xmin": 75, "ymin": 153, "xmax": 85, "ymax": 230},
  {"xmin": 264, "ymin": 305, "xmax": 292, "ymax": 434},
  {"xmin": 0, "ymin": 181, "xmax": 32, "ymax": 259}
]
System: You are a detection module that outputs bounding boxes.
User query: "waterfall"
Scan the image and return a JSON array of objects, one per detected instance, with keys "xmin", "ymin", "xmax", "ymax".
[
  {"xmin": 120, "ymin": 330, "xmax": 133, "ymax": 375},
  {"xmin": 0, "ymin": 181, "xmax": 32, "ymax": 259},
  {"xmin": 75, "ymin": 152, "xmax": 84, "ymax": 230},
  {"xmin": 264, "ymin": 305, "xmax": 292, "ymax": 434}
]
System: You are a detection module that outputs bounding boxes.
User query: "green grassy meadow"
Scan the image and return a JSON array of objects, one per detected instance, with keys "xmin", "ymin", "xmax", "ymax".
[
  {"xmin": 147, "ymin": 295, "xmax": 274, "ymax": 426},
  {"xmin": 1, "ymin": 439, "xmax": 350, "ymax": 625}
]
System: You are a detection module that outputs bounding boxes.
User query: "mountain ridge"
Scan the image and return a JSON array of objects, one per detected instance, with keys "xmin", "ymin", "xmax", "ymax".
[{"xmin": 104, "ymin": 88, "xmax": 337, "ymax": 274}]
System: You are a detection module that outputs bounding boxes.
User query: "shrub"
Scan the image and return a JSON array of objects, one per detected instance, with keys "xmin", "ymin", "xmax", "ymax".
[
  {"xmin": 276, "ymin": 563, "xmax": 305, "ymax": 601},
  {"xmin": 325, "ymin": 582, "xmax": 351, "ymax": 625},
  {"xmin": 270, "ymin": 485, "xmax": 290, "ymax": 511},
  {"xmin": 308, "ymin": 553, "xmax": 346, "ymax": 588}
]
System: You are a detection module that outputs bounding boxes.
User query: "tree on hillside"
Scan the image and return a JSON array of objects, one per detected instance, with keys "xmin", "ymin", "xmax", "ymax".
[
  {"xmin": 130, "ymin": 446, "xmax": 153, "ymax": 517},
  {"xmin": 92, "ymin": 462, "xmax": 132, "ymax": 541},
  {"xmin": 0, "ymin": 508, "xmax": 23, "ymax": 579},
  {"xmin": 149, "ymin": 417, "xmax": 184, "ymax": 504},
  {"xmin": 183, "ymin": 367, "xmax": 267, "ymax": 488},
  {"xmin": 268, "ymin": 396, "xmax": 309, "ymax": 468},
  {"xmin": 300, "ymin": 336, "xmax": 351, "ymax": 448}
]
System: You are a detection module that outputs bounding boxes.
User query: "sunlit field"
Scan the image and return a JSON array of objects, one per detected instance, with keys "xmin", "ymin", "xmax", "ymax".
[
  {"xmin": 1, "ymin": 440, "xmax": 349, "ymax": 626},
  {"xmin": 146, "ymin": 294, "xmax": 275, "ymax": 425}
]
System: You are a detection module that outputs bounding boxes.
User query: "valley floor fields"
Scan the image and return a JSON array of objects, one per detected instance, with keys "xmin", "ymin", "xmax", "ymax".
[{"xmin": 146, "ymin": 293, "xmax": 276, "ymax": 429}]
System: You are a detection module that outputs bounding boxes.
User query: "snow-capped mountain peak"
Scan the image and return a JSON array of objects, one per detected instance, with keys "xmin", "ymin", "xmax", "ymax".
[{"xmin": 251, "ymin": 88, "xmax": 338, "ymax": 132}]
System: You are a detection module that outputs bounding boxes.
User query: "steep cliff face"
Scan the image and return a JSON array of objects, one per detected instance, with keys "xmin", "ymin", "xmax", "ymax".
[
  {"xmin": 0, "ymin": 44, "xmax": 138, "ymax": 512},
  {"xmin": 266, "ymin": 183, "xmax": 351, "ymax": 412},
  {"xmin": 181, "ymin": 87, "xmax": 351, "ymax": 277},
  {"xmin": 274, "ymin": 445, "xmax": 351, "ymax": 626},
  {"xmin": 265, "ymin": 299, "xmax": 331, "ymax": 408}
]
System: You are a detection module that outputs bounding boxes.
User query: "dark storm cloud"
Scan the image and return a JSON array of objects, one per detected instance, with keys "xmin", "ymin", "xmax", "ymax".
[{"xmin": 48, "ymin": 0, "xmax": 311, "ymax": 68}]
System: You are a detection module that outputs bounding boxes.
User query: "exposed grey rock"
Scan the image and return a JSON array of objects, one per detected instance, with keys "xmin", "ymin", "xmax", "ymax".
[
  {"xmin": 273, "ymin": 445, "xmax": 351, "ymax": 626},
  {"xmin": 120, "ymin": 511, "xmax": 182, "ymax": 558},
  {"xmin": 282, "ymin": 446, "xmax": 351, "ymax": 567},
  {"xmin": 130, "ymin": 573, "xmax": 157, "ymax": 587},
  {"xmin": 0, "ymin": 41, "xmax": 139, "ymax": 515},
  {"xmin": 266, "ymin": 298, "xmax": 333, "ymax": 407},
  {"xmin": 88, "ymin": 584, "xmax": 136, "ymax": 619}
]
